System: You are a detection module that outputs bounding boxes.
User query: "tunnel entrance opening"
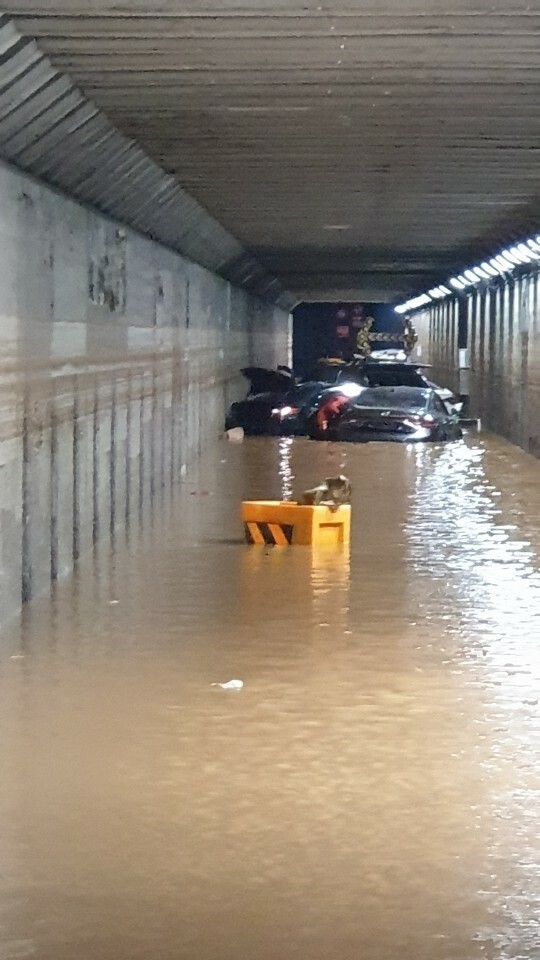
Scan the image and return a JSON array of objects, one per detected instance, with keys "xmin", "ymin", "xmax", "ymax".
[{"xmin": 293, "ymin": 302, "xmax": 406, "ymax": 380}]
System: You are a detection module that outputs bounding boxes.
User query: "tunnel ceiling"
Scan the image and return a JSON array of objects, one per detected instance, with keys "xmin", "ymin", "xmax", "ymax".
[{"xmin": 4, "ymin": 0, "xmax": 540, "ymax": 303}]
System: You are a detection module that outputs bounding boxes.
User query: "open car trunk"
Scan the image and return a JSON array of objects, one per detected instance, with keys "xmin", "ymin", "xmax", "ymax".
[{"xmin": 240, "ymin": 367, "xmax": 294, "ymax": 396}]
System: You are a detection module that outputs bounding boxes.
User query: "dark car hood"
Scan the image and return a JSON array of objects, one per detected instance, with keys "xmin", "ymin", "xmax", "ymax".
[
  {"xmin": 240, "ymin": 367, "xmax": 294, "ymax": 396},
  {"xmin": 349, "ymin": 406, "xmax": 422, "ymax": 419}
]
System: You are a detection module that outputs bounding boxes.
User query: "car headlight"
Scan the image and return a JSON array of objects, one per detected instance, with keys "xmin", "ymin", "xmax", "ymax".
[{"xmin": 271, "ymin": 405, "xmax": 298, "ymax": 418}]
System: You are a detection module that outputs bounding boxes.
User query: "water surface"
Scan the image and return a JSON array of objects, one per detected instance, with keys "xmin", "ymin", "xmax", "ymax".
[{"xmin": 1, "ymin": 434, "xmax": 539, "ymax": 959}]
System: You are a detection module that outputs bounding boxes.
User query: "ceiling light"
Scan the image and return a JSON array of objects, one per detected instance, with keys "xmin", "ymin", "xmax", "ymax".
[
  {"xmin": 394, "ymin": 293, "xmax": 432, "ymax": 314},
  {"xmin": 393, "ymin": 229, "xmax": 540, "ymax": 314},
  {"xmin": 501, "ymin": 249, "xmax": 521, "ymax": 265},
  {"xmin": 511, "ymin": 244, "xmax": 533, "ymax": 263},
  {"xmin": 323, "ymin": 224, "xmax": 351, "ymax": 231},
  {"xmin": 473, "ymin": 267, "xmax": 490, "ymax": 280},
  {"xmin": 494, "ymin": 254, "xmax": 516, "ymax": 271}
]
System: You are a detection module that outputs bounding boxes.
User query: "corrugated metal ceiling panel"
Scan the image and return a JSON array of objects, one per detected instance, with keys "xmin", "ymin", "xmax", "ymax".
[
  {"xmin": 4, "ymin": 2, "xmax": 540, "ymax": 301},
  {"xmin": 0, "ymin": 14, "xmax": 294, "ymax": 309}
]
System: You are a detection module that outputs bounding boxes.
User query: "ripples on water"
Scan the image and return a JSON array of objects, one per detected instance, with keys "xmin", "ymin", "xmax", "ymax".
[{"xmin": 0, "ymin": 433, "xmax": 539, "ymax": 959}]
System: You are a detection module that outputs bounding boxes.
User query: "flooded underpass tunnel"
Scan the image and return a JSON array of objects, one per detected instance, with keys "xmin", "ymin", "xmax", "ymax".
[
  {"xmin": 2, "ymin": 437, "xmax": 540, "ymax": 959},
  {"xmin": 2, "ymin": 3, "xmax": 540, "ymax": 959}
]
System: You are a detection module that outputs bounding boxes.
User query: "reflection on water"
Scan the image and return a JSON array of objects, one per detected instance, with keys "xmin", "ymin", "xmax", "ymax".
[
  {"xmin": 278, "ymin": 436, "xmax": 295, "ymax": 501},
  {"xmin": 1, "ymin": 434, "xmax": 539, "ymax": 959}
]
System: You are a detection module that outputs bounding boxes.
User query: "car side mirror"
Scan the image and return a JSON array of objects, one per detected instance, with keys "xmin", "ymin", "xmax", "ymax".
[{"xmin": 450, "ymin": 402, "xmax": 463, "ymax": 416}]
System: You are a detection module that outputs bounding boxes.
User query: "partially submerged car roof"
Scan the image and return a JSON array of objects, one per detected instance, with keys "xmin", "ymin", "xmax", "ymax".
[{"xmin": 349, "ymin": 357, "xmax": 433, "ymax": 370}]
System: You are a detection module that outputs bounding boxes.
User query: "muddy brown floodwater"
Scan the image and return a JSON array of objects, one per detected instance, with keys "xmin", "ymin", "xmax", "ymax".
[{"xmin": 1, "ymin": 433, "xmax": 540, "ymax": 960}]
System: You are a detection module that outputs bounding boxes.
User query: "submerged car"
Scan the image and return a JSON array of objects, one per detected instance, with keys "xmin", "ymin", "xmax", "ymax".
[
  {"xmin": 334, "ymin": 360, "xmax": 462, "ymax": 411},
  {"xmin": 239, "ymin": 366, "xmax": 295, "ymax": 396},
  {"xmin": 424, "ymin": 380, "xmax": 462, "ymax": 413},
  {"xmin": 225, "ymin": 373, "xmax": 328, "ymax": 436},
  {"xmin": 337, "ymin": 360, "xmax": 429, "ymax": 389},
  {"xmin": 307, "ymin": 386, "xmax": 463, "ymax": 443},
  {"xmin": 308, "ymin": 358, "xmax": 350, "ymax": 384},
  {"xmin": 369, "ymin": 349, "xmax": 408, "ymax": 362}
]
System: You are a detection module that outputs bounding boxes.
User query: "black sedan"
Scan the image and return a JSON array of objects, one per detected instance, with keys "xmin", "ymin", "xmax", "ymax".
[
  {"xmin": 335, "ymin": 360, "xmax": 462, "ymax": 411},
  {"xmin": 307, "ymin": 386, "xmax": 463, "ymax": 443},
  {"xmin": 225, "ymin": 380, "xmax": 328, "ymax": 436}
]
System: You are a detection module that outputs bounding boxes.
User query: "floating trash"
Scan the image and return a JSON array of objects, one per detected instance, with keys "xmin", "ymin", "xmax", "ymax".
[
  {"xmin": 225, "ymin": 427, "xmax": 244, "ymax": 442},
  {"xmin": 211, "ymin": 679, "xmax": 244, "ymax": 690}
]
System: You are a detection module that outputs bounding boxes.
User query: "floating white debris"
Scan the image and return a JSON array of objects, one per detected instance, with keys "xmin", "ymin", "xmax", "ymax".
[
  {"xmin": 211, "ymin": 679, "xmax": 244, "ymax": 690},
  {"xmin": 226, "ymin": 427, "xmax": 244, "ymax": 442}
]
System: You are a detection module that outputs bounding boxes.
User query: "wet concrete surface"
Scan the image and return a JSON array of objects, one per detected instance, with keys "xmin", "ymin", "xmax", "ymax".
[{"xmin": 1, "ymin": 433, "xmax": 539, "ymax": 959}]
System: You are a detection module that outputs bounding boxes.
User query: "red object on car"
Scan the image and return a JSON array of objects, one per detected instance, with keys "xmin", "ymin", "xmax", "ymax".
[{"xmin": 315, "ymin": 394, "xmax": 350, "ymax": 432}]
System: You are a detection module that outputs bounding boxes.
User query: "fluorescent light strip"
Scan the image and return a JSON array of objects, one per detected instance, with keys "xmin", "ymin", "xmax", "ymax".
[
  {"xmin": 495, "ymin": 254, "xmax": 516, "ymax": 270},
  {"xmin": 513, "ymin": 244, "xmax": 534, "ymax": 262},
  {"xmin": 473, "ymin": 266, "xmax": 491, "ymax": 280},
  {"xmin": 502, "ymin": 250, "xmax": 522, "ymax": 265},
  {"xmin": 395, "ymin": 292, "xmax": 432, "ymax": 314},
  {"xmin": 394, "ymin": 231, "xmax": 540, "ymax": 314}
]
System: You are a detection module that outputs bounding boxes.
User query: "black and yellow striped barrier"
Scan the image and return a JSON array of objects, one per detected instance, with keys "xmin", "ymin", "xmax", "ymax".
[
  {"xmin": 241, "ymin": 501, "xmax": 351, "ymax": 547},
  {"xmin": 244, "ymin": 521, "xmax": 294, "ymax": 546}
]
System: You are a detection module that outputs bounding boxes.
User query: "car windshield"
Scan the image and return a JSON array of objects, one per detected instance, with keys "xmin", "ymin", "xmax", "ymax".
[
  {"xmin": 364, "ymin": 366, "xmax": 426, "ymax": 388},
  {"xmin": 287, "ymin": 383, "xmax": 325, "ymax": 404},
  {"xmin": 352, "ymin": 388, "xmax": 430, "ymax": 412},
  {"xmin": 310, "ymin": 363, "xmax": 345, "ymax": 383}
]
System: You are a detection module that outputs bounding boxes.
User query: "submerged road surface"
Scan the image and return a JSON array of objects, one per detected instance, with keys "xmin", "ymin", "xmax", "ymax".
[{"xmin": 1, "ymin": 434, "xmax": 539, "ymax": 959}]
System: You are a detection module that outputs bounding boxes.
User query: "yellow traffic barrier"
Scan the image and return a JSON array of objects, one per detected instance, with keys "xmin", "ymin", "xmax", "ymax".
[{"xmin": 241, "ymin": 500, "xmax": 351, "ymax": 547}]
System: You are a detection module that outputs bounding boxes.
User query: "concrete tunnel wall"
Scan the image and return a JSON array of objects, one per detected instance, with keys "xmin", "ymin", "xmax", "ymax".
[
  {"xmin": 0, "ymin": 159, "xmax": 291, "ymax": 622},
  {"xmin": 413, "ymin": 271, "xmax": 540, "ymax": 456},
  {"xmin": 412, "ymin": 300, "xmax": 461, "ymax": 396}
]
